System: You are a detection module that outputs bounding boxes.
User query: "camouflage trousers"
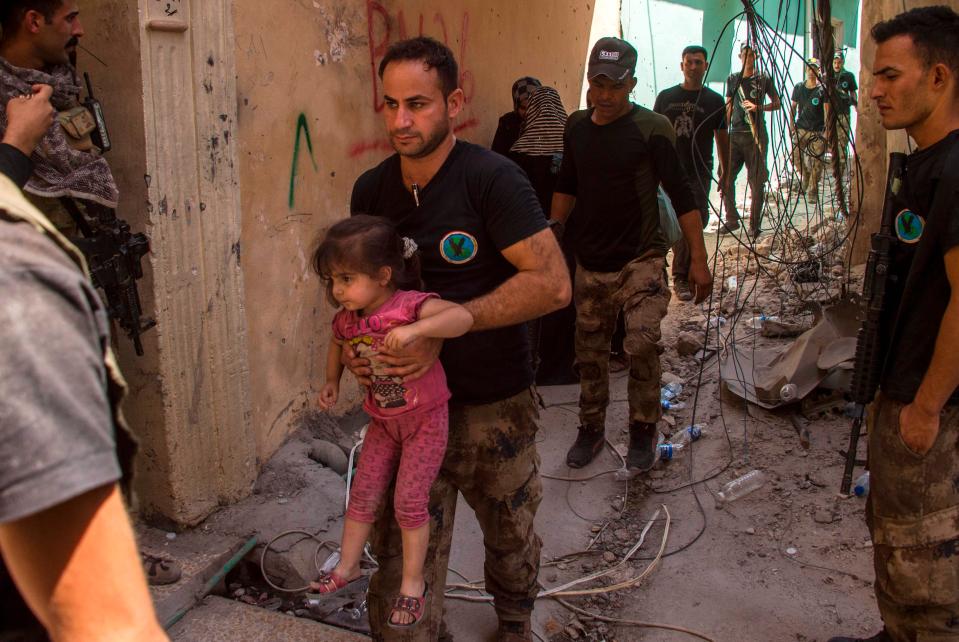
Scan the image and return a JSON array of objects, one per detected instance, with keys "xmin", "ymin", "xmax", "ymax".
[
  {"xmin": 866, "ymin": 395, "xmax": 959, "ymax": 641},
  {"xmin": 836, "ymin": 114, "xmax": 852, "ymax": 181},
  {"xmin": 574, "ymin": 256, "xmax": 670, "ymax": 428},
  {"xmin": 791, "ymin": 128, "xmax": 825, "ymax": 198},
  {"xmin": 367, "ymin": 388, "xmax": 543, "ymax": 640}
]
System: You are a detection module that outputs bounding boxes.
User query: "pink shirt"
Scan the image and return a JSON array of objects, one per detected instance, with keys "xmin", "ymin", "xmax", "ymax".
[{"xmin": 332, "ymin": 290, "xmax": 451, "ymax": 420}]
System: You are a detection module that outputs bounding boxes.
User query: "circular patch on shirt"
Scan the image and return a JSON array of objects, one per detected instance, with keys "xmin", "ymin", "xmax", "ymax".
[
  {"xmin": 812, "ymin": 97, "xmax": 821, "ymax": 106},
  {"xmin": 895, "ymin": 209, "xmax": 925, "ymax": 244},
  {"xmin": 440, "ymin": 231, "xmax": 478, "ymax": 264}
]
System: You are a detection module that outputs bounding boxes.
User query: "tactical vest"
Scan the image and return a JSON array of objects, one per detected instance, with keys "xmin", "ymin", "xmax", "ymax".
[{"xmin": 0, "ymin": 172, "xmax": 137, "ymax": 484}]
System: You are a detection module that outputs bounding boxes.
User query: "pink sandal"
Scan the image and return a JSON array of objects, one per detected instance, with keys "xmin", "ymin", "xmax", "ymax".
[
  {"xmin": 309, "ymin": 571, "xmax": 362, "ymax": 594},
  {"xmin": 387, "ymin": 587, "xmax": 430, "ymax": 630}
]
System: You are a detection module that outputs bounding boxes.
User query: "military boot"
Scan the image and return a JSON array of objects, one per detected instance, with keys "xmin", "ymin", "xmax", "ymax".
[
  {"xmin": 626, "ymin": 422, "xmax": 659, "ymax": 472},
  {"xmin": 566, "ymin": 424, "xmax": 605, "ymax": 468},
  {"xmin": 497, "ymin": 620, "xmax": 532, "ymax": 642}
]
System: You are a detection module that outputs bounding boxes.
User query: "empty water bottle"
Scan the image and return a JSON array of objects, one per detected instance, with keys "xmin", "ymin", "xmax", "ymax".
[
  {"xmin": 853, "ymin": 472, "xmax": 870, "ymax": 497},
  {"xmin": 725, "ymin": 275, "xmax": 738, "ymax": 291},
  {"xmin": 320, "ymin": 550, "xmax": 341, "ymax": 574},
  {"xmin": 661, "ymin": 400, "xmax": 686, "ymax": 411},
  {"xmin": 716, "ymin": 470, "xmax": 766, "ymax": 505},
  {"xmin": 670, "ymin": 424, "xmax": 705, "ymax": 446},
  {"xmin": 780, "ymin": 383, "xmax": 799, "ymax": 403},
  {"xmin": 658, "ymin": 442, "xmax": 685, "ymax": 461},
  {"xmin": 660, "ymin": 382, "xmax": 683, "ymax": 401}
]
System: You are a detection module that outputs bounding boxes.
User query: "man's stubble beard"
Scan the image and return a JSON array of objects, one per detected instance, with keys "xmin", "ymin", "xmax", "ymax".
[{"xmin": 392, "ymin": 119, "xmax": 451, "ymax": 160}]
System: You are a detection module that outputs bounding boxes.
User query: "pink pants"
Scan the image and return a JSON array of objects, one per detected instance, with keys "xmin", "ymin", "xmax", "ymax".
[{"xmin": 346, "ymin": 405, "xmax": 448, "ymax": 530}]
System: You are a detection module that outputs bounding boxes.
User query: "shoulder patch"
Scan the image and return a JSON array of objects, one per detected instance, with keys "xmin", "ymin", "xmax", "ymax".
[
  {"xmin": 440, "ymin": 231, "xmax": 478, "ymax": 264},
  {"xmin": 895, "ymin": 209, "xmax": 925, "ymax": 244}
]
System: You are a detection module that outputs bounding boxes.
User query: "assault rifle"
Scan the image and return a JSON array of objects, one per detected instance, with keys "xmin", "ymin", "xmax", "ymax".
[
  {"xmin": 840, "ymin": 152, "xmax": 907, "ymax": 494},
  {"xmin": 58, "ymin": 70, "xmax": 154, "ymax": 355},
  {"xmin": 61, "ymin": 198, "xmax": 155, "ymax": 355}
]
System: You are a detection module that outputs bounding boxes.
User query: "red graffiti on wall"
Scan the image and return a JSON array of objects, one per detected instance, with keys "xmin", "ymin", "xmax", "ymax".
[
  {"xmin": 365, "ymin": 1, "xmax": 475, "ymax": 113},
  {"xmin": 347, "ymin": 118, "xmax": 480, "ymax": 159}
]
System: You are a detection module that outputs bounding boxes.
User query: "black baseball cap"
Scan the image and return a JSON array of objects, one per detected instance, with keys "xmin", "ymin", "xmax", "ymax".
[{"xmin": 588, "ymin": 37, "xmax": 637, "ymax": 81}]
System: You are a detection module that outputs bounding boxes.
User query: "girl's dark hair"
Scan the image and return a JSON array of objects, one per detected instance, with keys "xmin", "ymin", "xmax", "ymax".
[{"xmin": 311, "ymin": 215, "xmax": 422, "ymax": 307}]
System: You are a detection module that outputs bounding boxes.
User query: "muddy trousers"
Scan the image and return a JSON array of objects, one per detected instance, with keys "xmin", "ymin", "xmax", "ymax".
[
  {"xmin": 367, "ymin": 388, "xmax": 543, "ymax": 641},
  {"xmin": 574, "ymin": 256, "xmax": 671, "ymax": 429},
  {"xmin": 866, "ymin": 396, "xmax": 959, "ymax": 641},
  {"xmin": 722, "ymin": 130, "xmax": 768, "ymax": 236},
  {"xmin": 791, "ymin": 128, "xmax": 825, "ymax": 199}
]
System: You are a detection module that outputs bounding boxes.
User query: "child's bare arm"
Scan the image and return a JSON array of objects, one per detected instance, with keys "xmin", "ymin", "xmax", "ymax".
[
  {"xmin": 383, "ymin": 299, "xmax": 473, "ymax": 351},
  {"xmin": 326, "ymin": 338, "xmax": 345, "ymax": 384}
]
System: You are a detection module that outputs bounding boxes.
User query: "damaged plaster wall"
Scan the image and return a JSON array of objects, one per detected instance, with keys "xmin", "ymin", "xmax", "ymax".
[{"xmin": 233, "ymin": 0, "xmax": 596, "ymax": 463}]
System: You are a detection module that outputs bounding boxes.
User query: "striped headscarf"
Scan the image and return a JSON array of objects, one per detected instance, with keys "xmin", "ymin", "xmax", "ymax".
[
  {"xmin": 511, "ymin": 76, "xmax": 542, "ymax": 112},
  {"xmin": 509, "ymin": 86, "xmax": 567, "ymax": 156}
]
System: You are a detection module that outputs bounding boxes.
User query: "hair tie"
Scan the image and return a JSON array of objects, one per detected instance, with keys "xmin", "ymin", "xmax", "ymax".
[{"xmin": 402, "ymin": 237, "xmax": 418, "ymax": 259}]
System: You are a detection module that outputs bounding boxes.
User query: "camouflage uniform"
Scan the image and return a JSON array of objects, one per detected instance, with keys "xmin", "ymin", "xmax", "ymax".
[
  {"xmin": 367, "ymin": 388, "xmax": 542, "ymax": 641},
  {"xmin": 867, "ymin": 395, "xmax": 959, "ymax": 641},
  {"xmin": 791, "ymin": 128, "xmax": 825, "ymax": 199},
  {"xmin": 574, "ymin": 256, "xmax": 671, "ymax": 429}
]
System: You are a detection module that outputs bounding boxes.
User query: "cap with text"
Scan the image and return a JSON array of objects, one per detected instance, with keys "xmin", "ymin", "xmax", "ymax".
[{"xmin": 588, "ymin": 37, "xmax": 637, "ymax": 81}]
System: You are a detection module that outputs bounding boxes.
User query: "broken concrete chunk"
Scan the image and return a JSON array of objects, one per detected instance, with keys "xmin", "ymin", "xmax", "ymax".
[
  {"xmin": 676, "ymin": 332, "xmax": 704, "ymax": 357},
  {"xmin": 308, "ymin": 440, "xmax": 349, "ymax": 475}
]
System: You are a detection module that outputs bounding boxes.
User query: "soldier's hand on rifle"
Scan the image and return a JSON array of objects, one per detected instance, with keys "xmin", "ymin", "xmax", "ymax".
[
  {"xmin": 742, "ymin": 99, "xmax": 759, "ymax": 113},
  {"xmin": 899, "ymin": 402, "xmax": 940, "ymax": 456},
  {"xmin": 3, "ymin": 84, "xmax": 55, "ymax": 157}
]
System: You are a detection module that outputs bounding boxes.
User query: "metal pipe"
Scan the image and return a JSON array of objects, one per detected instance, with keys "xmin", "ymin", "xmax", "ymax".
[{"xmin": 163, "ymin": 534, "xmax": 260, "ymax": 630}]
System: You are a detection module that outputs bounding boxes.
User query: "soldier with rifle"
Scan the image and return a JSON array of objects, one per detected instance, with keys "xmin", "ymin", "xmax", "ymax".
[
  {"xmin": 0, "ymin": 0, "xmax": 175, "ymax": 587},
  {"xmin": 722, "ymin": 43, "xmax": 781, "ymax": 240},
  {"xmin": 0, "ymin": 0, "xmax": 153, "ymax": 355},
  {"xmin": 831, "ymin": 6, "xmax": 959, "ymax": 642}
]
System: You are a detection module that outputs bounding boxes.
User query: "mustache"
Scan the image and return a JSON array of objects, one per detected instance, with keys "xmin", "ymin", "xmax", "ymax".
[{"xmin": 66, "ymin": 37, "xmax": 79, "ymax": 48}]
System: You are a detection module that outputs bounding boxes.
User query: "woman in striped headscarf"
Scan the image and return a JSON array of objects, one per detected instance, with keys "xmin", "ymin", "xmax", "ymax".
[
  {"xmin": 490, "ymin": 76, "xmax": 541, "ymax": 156},
  {"xmin": 508, "ymin": 86, "xmax": 577, "ymax": 385},
  {"xmin": 508, "ymin": 86, "xmax": 567, "ymax": 212}
]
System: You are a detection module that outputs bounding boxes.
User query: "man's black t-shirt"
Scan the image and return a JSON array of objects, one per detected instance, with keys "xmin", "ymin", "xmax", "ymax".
[
  {"xmin": 351, "ymin": 140, "xmax": 547, "ymax": 405},
  {"xmin": 653, "ymin": 85, "xmax": 727, "ymax": 180},
  {"xmin": 726, "ymin": 72, "xmax": 778, "ymax": 134},
  {"xmin": 791, "ymin": 82, "xmax": 827, "ymax": 132},
  {"xmin": 555, "ymin": 105, "xmax": 696, "ymax": 273},
  {"xmin": 832, "ymin": 69, "xmax": 858, "ymax": 116},
  {"xmin": 879, "ymin": 130, "xmax": 959, "ymax": 403}
]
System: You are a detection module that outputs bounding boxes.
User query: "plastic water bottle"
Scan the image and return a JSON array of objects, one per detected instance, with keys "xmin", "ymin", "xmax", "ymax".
[
  {"xmin": 780, "ymin": 383, "xmax": 799, "ymax": 403},
  {"xmin": 658, "ymin": 442, "xmax": 685, "ymax": 461},
  {"xmin": 660, "ymin": 383, "xmax": 683, "ymax": 401},
  {"xmin": 661, "ymin": 400, "xmax": 686, "ymax": 411},
  {"xmin": 670, "ymin": 424, "xmax": 705, "ymax": 446},
  {"xmin": 725, "ymin": 275, "xmax": 738, "ymax": 291},
  {"xmin": 853, "ymin": 472, "xmax": 870, "ymax": 497},
  {"xmin": 716, "ymin": 470, "xmax": 766, "ymax": 505}
]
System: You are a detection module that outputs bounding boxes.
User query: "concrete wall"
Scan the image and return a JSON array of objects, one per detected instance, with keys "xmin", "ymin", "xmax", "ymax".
[{"xmin": 233, "ymin": 0, "xmax": 595, "ymax": 464}]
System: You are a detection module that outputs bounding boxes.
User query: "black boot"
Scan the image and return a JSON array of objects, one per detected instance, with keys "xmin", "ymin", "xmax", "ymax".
[
  {"xmin": 626, "ymin": 422, "xmax": 659, "ymax": 472},
  {"xmin": 827, "ymin": 630, "xmax": 891, "ymax": 642},
  {"xmin": 566, "ymin": 424, "xmax": 605, "ymax": 468}
]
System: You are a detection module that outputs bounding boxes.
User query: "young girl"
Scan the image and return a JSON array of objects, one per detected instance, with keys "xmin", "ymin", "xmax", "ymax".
[{"xmin": 309, "ymin": 215, "xmax": 473, "ymax": 630}]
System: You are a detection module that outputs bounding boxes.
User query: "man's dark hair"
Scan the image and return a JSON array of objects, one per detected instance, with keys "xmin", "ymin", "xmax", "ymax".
[
  {"xmin": 0, "ymin": 0, "xmax": 62, "ymax": 39},
  {"xmin": 378, "ymin": 36, "xmax": 459, "ymax": 98},
  {"xmin": 872, "ymin": 5, "xmax": 959, "ymax": 77},
  {"xmin": 682, "ymin": 45, "xmax": 708, "ymax": 61}
]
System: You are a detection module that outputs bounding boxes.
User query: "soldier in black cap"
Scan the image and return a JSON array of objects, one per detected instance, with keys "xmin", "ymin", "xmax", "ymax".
[{"xmin": 549, "ymin": 36, "xmax": 712, "ymax": 472}]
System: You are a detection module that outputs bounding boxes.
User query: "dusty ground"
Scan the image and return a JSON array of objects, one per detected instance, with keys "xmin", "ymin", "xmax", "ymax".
[{"xmin": 145, "ymin": 186, "xmax": 882, "ymax": 641}]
